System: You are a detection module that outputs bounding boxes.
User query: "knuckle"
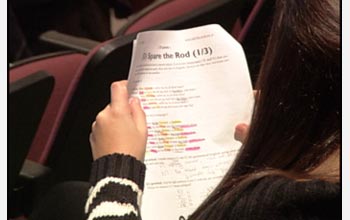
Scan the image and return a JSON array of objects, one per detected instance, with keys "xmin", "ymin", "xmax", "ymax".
[
  {"xmin": 110, "ymin": 107, "xmax": 123, "ymax": 117},
  {"xmin": 111, "ymin": 105, "xmax": 129, "ymax": 117}
]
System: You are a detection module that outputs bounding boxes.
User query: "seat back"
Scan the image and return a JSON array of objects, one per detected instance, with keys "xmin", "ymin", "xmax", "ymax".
[
  {"xmin": 10, "ymin": 52, "xmax": 86, "ymax": 164},
  {"xmin": 116, "ymin": 0, "xmax": 243, "ymax": 36},
  {"xmin": 236, "ymin": 0, "xmax": 265, "ymax": 42},
  {"xmin": 116, "ymin": 0, "xmax": 214, "ymax": 35},
  {"xmin": 9, "ymin": 71, "xmax": 54, "ymax": 190},
  {"xmin": 116, "ymin": 0, "xmax": 264, "ymax": 43}
]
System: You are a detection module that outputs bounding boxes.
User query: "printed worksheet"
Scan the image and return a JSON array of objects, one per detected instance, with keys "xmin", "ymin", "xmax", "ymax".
[{"xmin": 127, "ymin": 24, "xmax": 254, "ymax": 220}]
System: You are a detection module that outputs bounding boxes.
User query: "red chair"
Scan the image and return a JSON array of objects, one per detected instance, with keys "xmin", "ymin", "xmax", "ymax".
[
  {"xmin": 9, "ymin": 40, "xmax": 115, "ymax": 217},
  {"xmin": 10, "ymin": 52, "xmax": 86, "ymax": 165},
  {"xmin": 115, "ymin": 0, "xmax": 217, "ymax": 36},
  {"xmin": 236, "ymin": 0, "xmax": 265, "ymax": 42},
  {"xmin": 41, "ymin": 0, "xmax": 245, "ymax": 51},
  {"xmin": 39, "ymin": 0, "xmax": 264, "ymax": 54},
  {"xmin": 9, "ymin": 71, "xmax": 54, "ymax": 191},
  {"xmin": 10, "ymin": 52, "xmax": 87, "ymax": 218},
  {"xmin": 9, "ymin": 71, "xmax": 54, "ymax": 218},
  {"xmin": 115, "ymin": 0, "xmax": 265, "ymax": 43}
]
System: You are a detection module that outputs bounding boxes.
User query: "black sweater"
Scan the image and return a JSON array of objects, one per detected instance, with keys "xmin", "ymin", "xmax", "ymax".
[{"xmin": 85, "ymin": 154, "xmax": 340, "ymax": 220}]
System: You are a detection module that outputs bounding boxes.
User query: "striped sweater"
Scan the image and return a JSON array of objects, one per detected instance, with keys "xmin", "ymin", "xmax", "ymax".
[{"xmin": 85, "ymin": 154, "xmax": 145, "ymax": 220}]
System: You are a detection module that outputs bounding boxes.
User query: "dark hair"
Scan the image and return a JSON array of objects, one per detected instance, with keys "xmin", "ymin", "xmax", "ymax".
[{"xmin": 190, "ymin": 0, "xmax": 340, "ymax": 219}]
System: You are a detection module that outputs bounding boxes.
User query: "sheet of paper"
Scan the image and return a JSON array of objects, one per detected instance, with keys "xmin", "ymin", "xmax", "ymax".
[{"xmin": 127, "ymin": 24, "xmax": 254, "ymax": 220}]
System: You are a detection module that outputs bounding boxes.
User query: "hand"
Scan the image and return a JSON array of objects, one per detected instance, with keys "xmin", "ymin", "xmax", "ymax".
[{"xmin": 89, "ymin": 80, "xmax": 147, "ymax": 161}]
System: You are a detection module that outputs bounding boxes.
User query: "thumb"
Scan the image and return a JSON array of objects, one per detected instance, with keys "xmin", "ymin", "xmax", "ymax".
[{"xmin": 130, "ymin": 97, "xmax": 147, "ymax": 134}]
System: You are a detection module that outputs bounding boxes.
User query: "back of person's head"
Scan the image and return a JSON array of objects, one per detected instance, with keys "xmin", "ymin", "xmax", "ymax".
[
  {"xmin": 190, "ymin": 0, "xmax": 340, "ymax": 219},
  {"xmin": 233, "ymin": 0, "xmax": 340, "ymax": 177}
]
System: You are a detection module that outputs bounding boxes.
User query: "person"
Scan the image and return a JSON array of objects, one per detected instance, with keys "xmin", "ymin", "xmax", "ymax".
[{"xmin": 29, "ymin": 0, "xmax": 340, "ymax": 219}]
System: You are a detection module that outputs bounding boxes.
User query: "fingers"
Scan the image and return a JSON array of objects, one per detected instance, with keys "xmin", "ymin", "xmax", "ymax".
[
  {"xmin": 110, "ymin": 80, "xmax": 130, "ymax": 113},
  {"xmin": 234, "ymin": 123, "xmax": 249, "ymax": 143},
  {"xmin": 108, "ymin": 80, "xmax": 147, "ymax": 133},
  {"xmin": 130, "ymin": 97, "xmax": 147, "ymax": 134}
]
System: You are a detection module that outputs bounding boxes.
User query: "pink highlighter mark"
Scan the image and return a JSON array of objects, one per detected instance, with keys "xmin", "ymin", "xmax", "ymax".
[
  {"xmin": 141, "ymin": 99, "xmax": 146, "ymax": 102},
  {"xmin": 147, "ymin": 134, "xmax": 154, "ymax": 137},
  {"xmin": 149, "ymin": 141, "xmax": 156, "ymax": 145},
  {"xmin": 150, "ymin": 149, "xmax": 158, "ymax": 153},
  {"xmin": 180, "ymin": 131, "xmax": 196, "ymax": 135},
  {"xmin": 189, "ymin": 138, "xmax": 205, "ymax": 143},
  {"xmin": 143, "ymin": 106, "xmax": 150, "ymax": 110},
  {"xmin": 185, "ymin": 146, "xmax": 201, "ymax": 151},
  {"xmin": 139, "ymin": 91, "xmax": 144, "ymax": 95},
  {"xmin": 180, "ymin": 124, "xmax": 197, "ymax": 128}
]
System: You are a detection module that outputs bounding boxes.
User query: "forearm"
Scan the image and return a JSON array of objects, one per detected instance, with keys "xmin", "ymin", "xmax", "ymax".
[{"xmin": 85, "ymin": 153, "xmax": 146, "ymax": 220}]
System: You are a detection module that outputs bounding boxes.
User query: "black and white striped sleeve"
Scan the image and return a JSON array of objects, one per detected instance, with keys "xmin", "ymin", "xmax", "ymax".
[{"xmin": 85, "ymin": 153, "xmax": 146, "ymax": 220}]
